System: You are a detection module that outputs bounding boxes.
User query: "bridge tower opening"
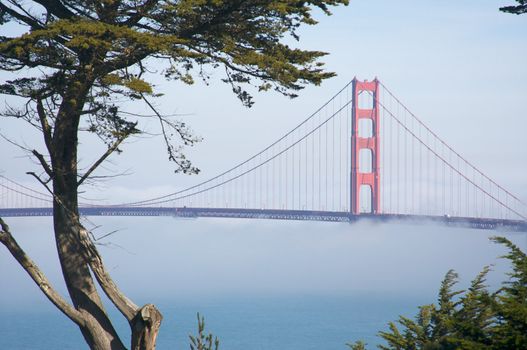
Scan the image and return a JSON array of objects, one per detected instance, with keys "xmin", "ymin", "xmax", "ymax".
[{"xmin": 351, "ymin": 78, "xmax": 381, "ymax": 214}]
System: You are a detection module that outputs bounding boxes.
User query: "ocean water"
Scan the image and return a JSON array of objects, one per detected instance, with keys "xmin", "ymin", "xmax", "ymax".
[
  {"xmin": 3, "ymin": 217, "xmax": 517, "ymax": 349},
  {"xmin": 0, "ymin": 293, "xmax": 432, "ymax": 350}
]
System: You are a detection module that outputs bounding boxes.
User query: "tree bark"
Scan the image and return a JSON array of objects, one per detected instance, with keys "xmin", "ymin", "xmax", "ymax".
[
  {"xmin": 131, "ymin": 304, "xmax": 163, "ymax": 350},
  {"xmin": 53, "ymin": 203, "xmax": 126, "ymax": 350},
  {"xmin": 46, "ymin": 74, "xmax": 163, "ymax": 350},
  {"xmin": 50, "ymin": 76, "xmax": 127, "ymax": 350}
]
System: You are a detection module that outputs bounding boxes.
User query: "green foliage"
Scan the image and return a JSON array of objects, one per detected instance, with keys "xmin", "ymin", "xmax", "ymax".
[
  {"xmin": 189, "ymin": 313, "xmax": 220, "ymax": 350},
  {"xmin": 0, "ymin": 0, "xmax": 347, "ymax": 174},
  {"xmin": 347, "ymin": 340, "xmax": 367, "ymax": 350},
  {"xmin": 489, "ymin": 237, "xmax": 527, "ymax": 349},
  {"xmin": 350, "ymin": 237, "xmax": 527, "ymax": 350},
  {"xmin": 500, "ymin": 0, "xmax": 527, "ymax": 14}
]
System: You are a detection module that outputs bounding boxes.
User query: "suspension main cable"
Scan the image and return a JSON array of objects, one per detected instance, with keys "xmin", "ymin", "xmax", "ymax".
[
  {"xmin": 125, "ymin": 100, "xmax": 353, "ymax": 207},
  {"xmin": 108, "ymin": 80, "xmax": 355, "ymax": 207},
  {"xmin": 378, "ymin": 101, "xmax": 525, "ymax": 220},
  {"xmin": 380, "ymin": 82, "xmax": 526, "ymax": 207}
]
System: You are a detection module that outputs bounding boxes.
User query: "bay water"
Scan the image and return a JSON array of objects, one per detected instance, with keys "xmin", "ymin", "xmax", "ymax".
[
  {"xmin": 1, "ymin": 292, "xmax": 432, "ymax": 350},
  {"xmin": 2, "ymin": 217, "xmax": 518, "ymax": 349}
]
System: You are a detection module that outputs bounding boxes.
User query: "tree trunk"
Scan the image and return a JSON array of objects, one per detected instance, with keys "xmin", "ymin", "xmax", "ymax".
[
  {"xmin": 53, "ymin": 197, "xmax": 126, "ymax": 350},
  {"xmin": 131, "ymin": 304, "xmax": 163, "ymax": 350},
  {"xmin": 52, "ymin": 180, "xmax": 163, "ymax": 350},
  {"xmin": 50, "ymin": 78, "xmax": 127, "ymax": 350},
  {"xmin": 48, "ymin": 75, "xmax": 163, "ymax": 350}
]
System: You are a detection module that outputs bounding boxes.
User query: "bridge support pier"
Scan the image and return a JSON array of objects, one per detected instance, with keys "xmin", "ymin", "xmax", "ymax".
[{"xmin": 351, "ymin": 78, "xmax": 381, "ymax": 214}]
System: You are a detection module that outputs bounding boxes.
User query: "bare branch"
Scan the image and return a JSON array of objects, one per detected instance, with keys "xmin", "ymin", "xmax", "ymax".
[
  {"xmin": 141, "ymin": 93, "xmax": 200, "ymax": 174},
  {"xmin": 0, "ymin": 134, "xmax": 32, "ymax": 153},
  {"xmin": 0, "ymin": 217, "xmax": 86, "ymax": 326},
  {"xmin": 77, "ymin": 135, "xmax": 128, "ymax": 187},
  {"xmin": 78, "ymin": 170, "xmax": 134, "ymax": 187},
  {"xmin": 119, "ymin": 110, "xmax": 194, "ymax": 119},
  {"xmin": 26, "ymin": 171, "xmax": 53, "ymax": 195},
  {"xmin": 0, "ymin": 2, "xmax": 43, "ymax": 29},
  {"xmin": 94, "ymin": 229, "xmax": 120, "ymax": 242},
  {"xmin": 31, "ymin": 150, "xmax": 53, "ymax": 178}
]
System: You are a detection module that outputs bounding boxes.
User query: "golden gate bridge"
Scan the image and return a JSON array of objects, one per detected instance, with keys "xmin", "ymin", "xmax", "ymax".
[{"xmin": 1, "ymin": 78, "xmax": 526, "ymax": 232}]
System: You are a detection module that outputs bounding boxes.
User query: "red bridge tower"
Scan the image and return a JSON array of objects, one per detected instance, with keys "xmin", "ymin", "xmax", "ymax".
[{"xmin": 351, "ymin": 78, "xmax": 381, "ymax": 214}]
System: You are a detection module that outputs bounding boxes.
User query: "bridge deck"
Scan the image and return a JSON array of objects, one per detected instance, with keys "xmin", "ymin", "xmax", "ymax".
[{"xmin": 1, "ymin": 207, "xmax": 526, "ymax": 232}]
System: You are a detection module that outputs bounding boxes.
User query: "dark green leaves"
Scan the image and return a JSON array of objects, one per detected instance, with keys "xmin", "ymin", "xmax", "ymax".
[
  {"xmin": 350, "ymin": 237, "xmax": 527, "ymax": 350},
  {"xmin": 500, "ymin": 1, "xmax": 527, "ymax": 14},
  {"xmin": 489, "ymin": 237, "xmax": 527, "ymax": 350}
]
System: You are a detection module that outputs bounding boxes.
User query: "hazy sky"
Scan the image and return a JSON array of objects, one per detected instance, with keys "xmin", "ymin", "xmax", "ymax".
[{"xmin": 1, "ymin": 0, "xmax": 526, "ymax": 311}]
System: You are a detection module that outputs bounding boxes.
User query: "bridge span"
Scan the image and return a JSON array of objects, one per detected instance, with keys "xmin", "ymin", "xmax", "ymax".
[
  {"xmin": 1, "ymin": 207, "xmax": 525, "ymax": 232},
  {"xmin": 1, "ymin": 79, "xmax": 526, "ymax": 232}
]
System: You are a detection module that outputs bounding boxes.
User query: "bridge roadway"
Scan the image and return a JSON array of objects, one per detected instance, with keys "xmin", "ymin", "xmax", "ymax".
[{"xmin": 1, "ymin": 207, "xmax": 526, "ymax": 232}]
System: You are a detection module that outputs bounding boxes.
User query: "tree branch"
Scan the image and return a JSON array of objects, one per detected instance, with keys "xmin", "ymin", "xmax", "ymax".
[
  {"xmin": 140, "ymin": 93, "xmax": 200, "ymax": 174},
  {"xmin": 500, "ymin": 2, "xmax": 527, "ymax": 14},
  {"xmin": 77, "ymin": 134, "xmax": 128, "ymax": 187},
  {"xmin": 31, "ymin": 150, "xmax": 53, "ymax": 178},
  {"xmin": 0, "ymin": 2, "xmax": 43, "ymax": 29},
  {"xmin": 122, "ymin": 0, "xmax": 158, "ymax": 26},
  {"xmin": 0, "ymin": 217, "xmax": 86, "ymax": 327},
  {"xmin": 26, "ymin": 171, "xmax": 53, "ymax": 195},
  {"xmin": 31, "ymin": 0, "xmax": 75, "ymax": 19},
  {"xmin": 36, "ymin": 98, "xmax": 53, "ymax": 154},
  {"xmin": 76, "ymin": 225, "xmax": 139, "ymax": 322}
]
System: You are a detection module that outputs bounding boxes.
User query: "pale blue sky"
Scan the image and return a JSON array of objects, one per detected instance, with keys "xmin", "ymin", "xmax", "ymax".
[
  {"xmin": 1, "ymin": 1, "xmax": 526, "ymax": 198},
  {"xmin": 1, "ymin": 0, "xmax": 526, "ymax": 309}
]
